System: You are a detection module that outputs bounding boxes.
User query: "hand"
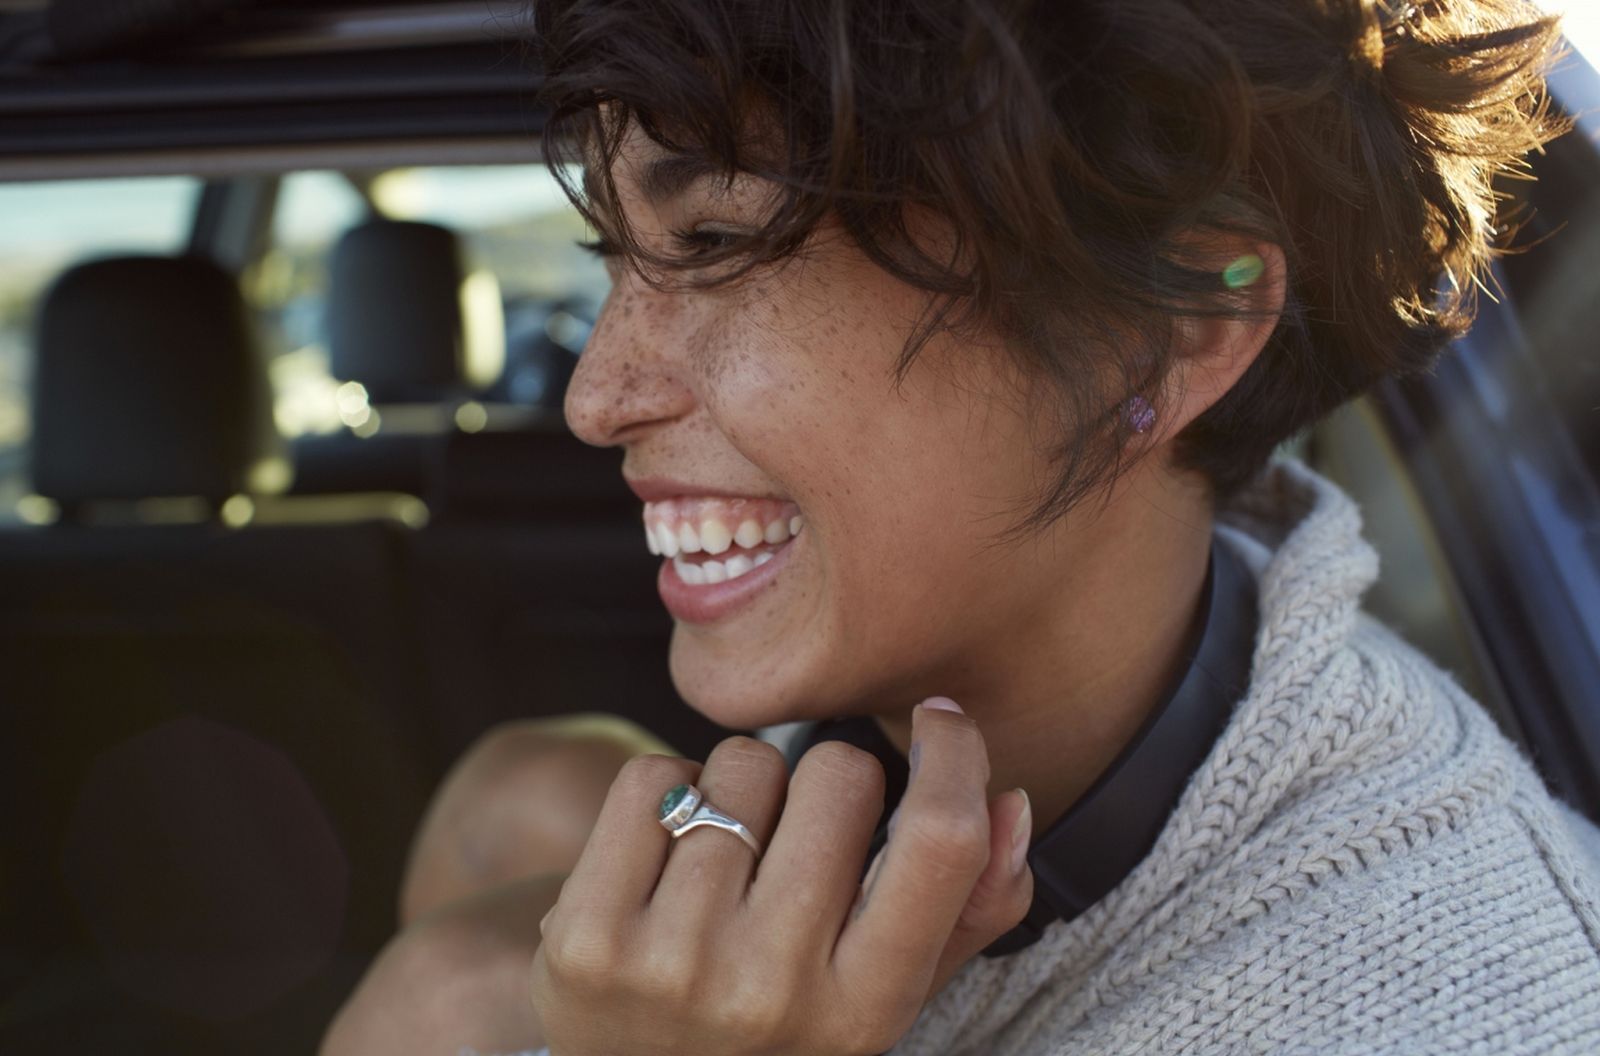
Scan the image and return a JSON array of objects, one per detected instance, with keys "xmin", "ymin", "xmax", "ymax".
[{"xmin": 529, "ymin": 698, "xmax": 1034, "ymax": 1056}]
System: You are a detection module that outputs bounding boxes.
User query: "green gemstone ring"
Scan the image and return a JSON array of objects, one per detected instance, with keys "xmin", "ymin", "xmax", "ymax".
[{"xmin": 655, "ymin": 782, "xmax": 763, "ymax": 856}]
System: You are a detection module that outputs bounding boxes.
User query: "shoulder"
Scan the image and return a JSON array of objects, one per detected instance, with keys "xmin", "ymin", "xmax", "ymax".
[
  {"xmin": 1335, "ymin": 611, "xmax": 1600, "ymax": 957},
  {"xmin": 1134, "ymin": 466, "xmax": 1600, "ymax": 1039},
  {"xmin": 1063, "ymin": 615, "xmax": 1600, "ymax": 1053},
  {"xmin": 1184, "ymin": 614, "xmax": 1600, "ymax": 1051}
]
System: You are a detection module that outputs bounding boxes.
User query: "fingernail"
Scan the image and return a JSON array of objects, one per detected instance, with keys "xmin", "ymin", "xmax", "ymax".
[
  {"xmin": 919, "ymin": 697, "xmax": 963, "ymax": 714},
  {"xmin": 1009, "ymin": 789, "xmax": 1031, "ymax": 874}
]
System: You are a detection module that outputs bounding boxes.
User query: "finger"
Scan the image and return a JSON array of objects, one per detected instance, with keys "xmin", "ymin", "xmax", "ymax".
[
  {"xmin": 833, "ymin": 699, "xmax": 992, "ymax": 999},
  {"xmin": 750, "ymin": 739, "xmax": 885, "ymax": 944},
  {"xmin": 926, "ymin": 787, "xmax": 1033, "ymax": 1002},
  {"xmin": 558, "ymin": 752, "xmax": 701, "ymax": 920},
  {"xmin": 652, "ymin": 736, "xmax": 788, "ymax": 916},
  {"xmin": 851, "ymin": 842, "xmax": 887, "ymax": 920}
]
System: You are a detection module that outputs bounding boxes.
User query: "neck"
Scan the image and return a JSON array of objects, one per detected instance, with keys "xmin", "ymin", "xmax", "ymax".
[{"xmin": 870, "ymin": 467, "xmax": 1215, "ymax": 843}]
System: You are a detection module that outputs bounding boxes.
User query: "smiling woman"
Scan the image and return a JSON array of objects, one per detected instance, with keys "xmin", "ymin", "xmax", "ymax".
[{"xmin": 322, "ymin": 2, "xmax": 1600, "ymax": 1055}]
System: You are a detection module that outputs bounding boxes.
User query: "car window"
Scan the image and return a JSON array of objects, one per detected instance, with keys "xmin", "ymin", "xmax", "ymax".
[
  {"xmin": 0, "ymin": 176, "xmax": 203, "ymax": 523},
  {"xmin": 251, "ymin": 164, "xmax": 609, "ymax": 439},
  {"xmin": 1502, "ymin": 114, "xmax": 1600, "ymax": 487}
]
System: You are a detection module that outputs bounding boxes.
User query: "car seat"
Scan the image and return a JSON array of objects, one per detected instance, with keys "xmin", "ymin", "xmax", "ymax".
[{"xmin": 0, "ymin": 253, "xmax": 436, "ymax": 1052}]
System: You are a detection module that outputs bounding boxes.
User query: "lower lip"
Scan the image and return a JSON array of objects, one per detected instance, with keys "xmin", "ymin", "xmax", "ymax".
[{"xmin": 656, "ymin": 536, "xmax": 798, "ymax": 624}]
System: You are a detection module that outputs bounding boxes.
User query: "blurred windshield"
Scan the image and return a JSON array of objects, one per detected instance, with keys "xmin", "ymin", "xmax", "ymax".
[{"xmin": 252, "ymin": 164, "xmax": 609, "ymax": 437}]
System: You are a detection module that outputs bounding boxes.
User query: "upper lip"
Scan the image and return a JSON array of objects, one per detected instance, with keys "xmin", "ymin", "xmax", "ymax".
[{"xmin": 623, "ymin": 476, "xmax": 787, "ymax": 504}]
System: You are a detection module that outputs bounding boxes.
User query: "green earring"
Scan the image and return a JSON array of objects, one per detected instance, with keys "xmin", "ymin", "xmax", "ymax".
[{"xmin": 1223, "ymin": 254, "xmax": 1265, "ymax": 290}]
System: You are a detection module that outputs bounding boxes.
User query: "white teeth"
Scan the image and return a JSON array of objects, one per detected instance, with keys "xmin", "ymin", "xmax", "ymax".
[
  {"xmin": 655, "ymin": 522, "xmax": 680, "ymax": 558},
  {"xmin": 734, "ymin": 519, "xmax": 764, "ymax": 549},
  {"xmin": 671, "ymin": 550, "xmax": 771, "ymax": 586},
  {"xmin": 643, "ymin": 501, "xmax": 803, "ymax": 561},
  {"xmin": 699, "ymin": 519, "xmax": 733, "ymax": 555}
]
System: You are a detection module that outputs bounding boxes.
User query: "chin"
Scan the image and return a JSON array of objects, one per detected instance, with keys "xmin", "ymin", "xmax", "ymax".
[{"xmin": 667, "ymin": 629, "xmax": 825, "ymax": 733}]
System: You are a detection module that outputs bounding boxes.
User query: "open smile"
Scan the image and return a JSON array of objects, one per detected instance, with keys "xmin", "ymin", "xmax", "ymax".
[{"xmin": 644, "ymin": 496, "xmax": 803, "ymax": 623}]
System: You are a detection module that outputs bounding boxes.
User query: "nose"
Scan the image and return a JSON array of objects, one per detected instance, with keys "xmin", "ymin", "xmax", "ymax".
[{"xmin": 563, "ymin": 268, "xmax": 697, "ymax": 448}]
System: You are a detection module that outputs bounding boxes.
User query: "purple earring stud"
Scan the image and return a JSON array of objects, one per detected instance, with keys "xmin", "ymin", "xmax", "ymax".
[{"xmin": 1124, "ymin": 394, "xmax": 1155, "ymax": 434}]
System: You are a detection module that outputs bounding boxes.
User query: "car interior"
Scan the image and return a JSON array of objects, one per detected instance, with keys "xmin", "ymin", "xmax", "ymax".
[{"xmin": 0, "ymin": 0, "xmax": 1597, "ymax": 1052}]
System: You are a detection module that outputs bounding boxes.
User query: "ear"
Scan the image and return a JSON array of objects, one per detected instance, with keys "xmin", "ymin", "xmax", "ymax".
[{"xmin": 1142, "ymin": 241, "xmax": 1287, "ymax": 446}]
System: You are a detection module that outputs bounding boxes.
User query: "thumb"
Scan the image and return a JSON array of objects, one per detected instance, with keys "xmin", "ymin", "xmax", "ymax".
[{"xmin": 925, "ymin": 787, "xmax": 1034, "ymax": 1002}]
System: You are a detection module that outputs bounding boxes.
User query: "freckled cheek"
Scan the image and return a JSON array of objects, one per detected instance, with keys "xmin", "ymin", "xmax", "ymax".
[{"xmin": 700, "ymin": 330, "xmax": 843, "ymax": 464}]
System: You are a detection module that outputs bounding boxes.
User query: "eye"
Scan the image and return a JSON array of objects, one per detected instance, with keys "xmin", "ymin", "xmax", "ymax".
[{"xmin": 670, "ymin": 225, "xmax": 744, "ymax": 256}]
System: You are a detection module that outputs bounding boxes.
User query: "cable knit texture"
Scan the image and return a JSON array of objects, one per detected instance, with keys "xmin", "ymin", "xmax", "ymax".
[{"xmin": 888, "ymin": 455, "xmax": 1600, "ymax": 1055}]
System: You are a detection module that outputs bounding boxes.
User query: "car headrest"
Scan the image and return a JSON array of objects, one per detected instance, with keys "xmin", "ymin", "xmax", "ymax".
[
  {"xmin": 326, "ymin": 219, "xmax": 470, "ymax": 403},
  {"xmin": 31, "ymin": 255, "xmax": 275, "ymax": 506}
]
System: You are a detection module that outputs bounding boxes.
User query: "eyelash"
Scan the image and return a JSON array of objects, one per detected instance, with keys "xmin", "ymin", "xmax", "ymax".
[
  {"xmin": 575, "ymin": 236, "xmax": 618, "ymax": 258},
  {"xmin": 671, "ymin": 227, "xmax": 741, "ymax": 255},
  {"xmin": 575, "ymin": 227, "xmax": 742, "ymax": 260}
]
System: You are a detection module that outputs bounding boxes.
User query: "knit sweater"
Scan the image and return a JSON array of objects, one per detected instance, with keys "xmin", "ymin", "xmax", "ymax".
[{"xmin": 888, "ymin": 454, "xmax": 1600, "ymax": 1055}]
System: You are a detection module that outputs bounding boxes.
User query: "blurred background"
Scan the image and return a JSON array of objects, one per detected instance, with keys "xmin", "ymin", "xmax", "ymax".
[{"xmin": 0, "ymin": 0, "xmax": 1596, "ymax": 1052}]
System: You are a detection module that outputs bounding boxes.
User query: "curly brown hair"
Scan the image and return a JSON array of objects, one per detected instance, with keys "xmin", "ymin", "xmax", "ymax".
[{"xmin": 531, "ymin": 0, "xmax": 1571, "ymax": 530}]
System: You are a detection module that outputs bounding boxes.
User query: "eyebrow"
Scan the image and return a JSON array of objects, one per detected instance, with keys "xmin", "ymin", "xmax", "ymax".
[
  {"xmin": 638, "ymin": 154, "xmax": 722, "ymax": 203},
  {"xmin": 579, "ymin": 152, "xmax": 724, "ymax": 212}
]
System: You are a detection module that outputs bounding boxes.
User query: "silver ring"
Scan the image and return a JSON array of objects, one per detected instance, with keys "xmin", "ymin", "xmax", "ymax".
[{"xmin": 657, "ymin": 783, "xmax": 763, "ymax": 857}]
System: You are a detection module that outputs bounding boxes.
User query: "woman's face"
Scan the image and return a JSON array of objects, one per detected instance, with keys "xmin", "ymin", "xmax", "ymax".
[{"xmin": 565, "ymin": 123, "xmax": 1108, "ymax": 730}]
